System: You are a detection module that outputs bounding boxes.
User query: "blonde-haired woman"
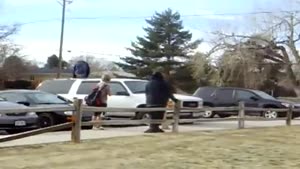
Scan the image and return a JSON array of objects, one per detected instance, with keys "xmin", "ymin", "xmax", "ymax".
[{"xmin": 93, "ymin": 74, "xmax": 111, "ymax": 129}]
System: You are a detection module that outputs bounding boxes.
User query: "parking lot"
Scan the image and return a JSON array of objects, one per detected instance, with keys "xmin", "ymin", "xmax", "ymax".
[{"xmin": 1, "ymin": 119, "xmax": 300, "ymax": 148}]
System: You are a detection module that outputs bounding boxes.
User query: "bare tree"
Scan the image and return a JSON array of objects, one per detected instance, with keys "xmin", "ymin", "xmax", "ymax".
[
  {"xmin": 2, "ymin": 55, "xmax": 29, "ymax": 80},
  {"xmin": 69, "ymin": 55, "xmax": 121, "ymax": 72}
]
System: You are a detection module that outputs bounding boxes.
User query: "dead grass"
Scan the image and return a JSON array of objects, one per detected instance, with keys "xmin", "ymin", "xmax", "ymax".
[{"xmin": 1, "ymin": 126, "xmax": 300, "ymax": 169}]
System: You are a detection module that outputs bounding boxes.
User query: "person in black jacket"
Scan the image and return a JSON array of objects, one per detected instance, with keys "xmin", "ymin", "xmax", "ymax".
[{"xmin": 145, "ymin": 71, "xmax": 178, "ymax": 133}]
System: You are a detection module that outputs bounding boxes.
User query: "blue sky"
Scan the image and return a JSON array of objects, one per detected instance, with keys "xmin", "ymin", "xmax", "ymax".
[{"xmin": 0, "ymin": 0, "xmax": 294, "ymax": 64}]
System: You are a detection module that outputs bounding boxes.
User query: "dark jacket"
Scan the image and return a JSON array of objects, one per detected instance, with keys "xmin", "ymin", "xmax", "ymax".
[{"xmin": 145, "ymin": 72, "xmax": 177, "ymax": 107}]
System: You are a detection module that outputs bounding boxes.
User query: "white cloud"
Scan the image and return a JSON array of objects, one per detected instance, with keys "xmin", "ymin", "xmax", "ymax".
[{"xmin": 16, "ymin": 40, "xmax": 130, "ymax": 63}]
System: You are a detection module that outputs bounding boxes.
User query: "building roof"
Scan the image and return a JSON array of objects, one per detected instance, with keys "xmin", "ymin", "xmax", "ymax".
[{"xmin": 29, "ymin": 68, "xmax": 73, "ymax": 74}]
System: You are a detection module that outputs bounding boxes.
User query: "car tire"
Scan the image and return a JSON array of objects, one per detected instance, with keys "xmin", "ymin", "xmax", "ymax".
[
  {"xmin": 6, "ymin": 129, "xmax": 21, "ymax": 135},
  {"xmin": 136, "ymin": 112, "xmax": 151, "ymax": 120},
  {"xmin": 218, "ymin": 114, "xmax": 231, "ymax": 118},
  {"xmin": 82, "ymin": 126, "xmax": 93, "ymax": 130},
  {"xmin": 38, "ymin": 113, "xmax": 56, "ymax": 128},
  {"xmin": 263, "ymin": 109, "xmax": 278, "ymax": 119},
  {"xmin": 202, "ymin": 106, "xmax": 215, "ymax": 118}
]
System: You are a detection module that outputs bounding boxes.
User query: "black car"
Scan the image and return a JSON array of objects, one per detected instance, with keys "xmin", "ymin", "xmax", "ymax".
[
  {"xmin": 193, "ymin": 86, "xmax": 300, "ymax": 118},
  {"xmin": 0, "ymin": 97, "xmax": 39, "ymax": 134},
  {"xmin": 0, "ymin": 90, "xmax": 93, "ymax": 128}
]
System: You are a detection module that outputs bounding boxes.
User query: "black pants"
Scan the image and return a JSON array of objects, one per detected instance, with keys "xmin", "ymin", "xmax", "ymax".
[
  {"xmin": 147, "ymin": 105, "xmax": 165, "ymax": 129},
  {"xmin": 150, "ymin": 111, "xmax": 165, "ymax": 120}
]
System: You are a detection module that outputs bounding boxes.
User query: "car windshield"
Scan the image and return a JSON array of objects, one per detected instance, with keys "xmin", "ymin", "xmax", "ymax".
[
  {"xmin": 26, "ymin": 92, "xmax": 67, "ymax": 104},
  {"xmin": 252, "ymin": 90, "xmax": 277, "ymax": 100},
  {"xmin": 124, "ymin": 81, "xmax": 148, "ymax": 94}
]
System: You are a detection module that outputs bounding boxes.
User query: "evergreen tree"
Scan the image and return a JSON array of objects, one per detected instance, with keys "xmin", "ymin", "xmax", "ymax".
[{"xmin": 117, "ymin": 8, "xmax": 201, "ymax": 77}]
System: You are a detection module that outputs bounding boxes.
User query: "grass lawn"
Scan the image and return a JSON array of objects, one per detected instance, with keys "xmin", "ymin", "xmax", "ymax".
[{"xmin": 0, "ymin": 126, "xmax": 300, "ymax": 169}]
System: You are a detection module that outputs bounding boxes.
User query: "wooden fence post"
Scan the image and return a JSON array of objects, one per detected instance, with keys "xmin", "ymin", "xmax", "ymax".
[
  {"xmin": 161, "ymin": 112, "xmax": 170, "ymax": 130},
  {"xmin": 286, "ymin": 104, "xmax": 293, "ymax": 126},
  {"xmin": 172, "ymin": 101, "xmax": 180, "ymax": 133},
  {"xmin": 238, "ymin": 101, "xmax": 245, "ymax": 129},
  {"xmin": 71, "ymin": 98, "xmax": 82, "ymax": 143}
]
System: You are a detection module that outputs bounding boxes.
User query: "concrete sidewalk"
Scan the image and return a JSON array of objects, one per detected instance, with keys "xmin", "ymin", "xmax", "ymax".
[{"xmin": 0, "ymin": 120, "xmax": 299, "ymax": 148}]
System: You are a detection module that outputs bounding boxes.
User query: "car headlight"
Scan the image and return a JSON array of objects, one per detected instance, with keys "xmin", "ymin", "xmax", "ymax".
[
  {"xmin": 198, "ymin": 101, "xmax": 203, "ymax": 108},
  {"xmin": 27, "ymin": 112, "xmax": 37, "ymax": 116},
  {"xmin": 281, "ymin": 103, "xmax": 290, "ymax": 108},
  {"xmin": 0, "ymin": 113, "xmax": 3, "ymax": 117},
  {"xmin": 64, "ymin": 111, "xmax": 73, "ymax": 116}
]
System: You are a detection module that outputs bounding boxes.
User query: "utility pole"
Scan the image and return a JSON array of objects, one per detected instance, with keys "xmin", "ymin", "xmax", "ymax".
[{"xmin": 57, "ymin": 0, "xmax": 67, "ymax": 78}]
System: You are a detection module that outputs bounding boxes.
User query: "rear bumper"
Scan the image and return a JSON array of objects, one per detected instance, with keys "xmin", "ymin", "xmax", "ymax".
[{"xmin": 0, "ymin": 116, "xmax": 39, "ymax": 130}]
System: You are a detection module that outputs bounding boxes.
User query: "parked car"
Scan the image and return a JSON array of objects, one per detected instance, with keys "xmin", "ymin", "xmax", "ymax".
[
  {"xmin": 0, "ymin": 90, "xmax": 93, "ymax": 128},
  {"xmin": 193, "ymin": 86, "xmax": 300, "ymax": 118},
  {"xmin": 0, "ymin": 97, "xmax": 39, "ymax": 134},
  {"xmin": 36, "ymin": 78, "xmax": 203, "ymax": 119}
]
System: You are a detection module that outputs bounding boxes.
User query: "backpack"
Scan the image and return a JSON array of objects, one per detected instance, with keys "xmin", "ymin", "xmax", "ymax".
[
  {"xmin": 73, "ymin": 60, "xmax": 90, "ymax": 78},
  {"xmin": 85, "ymin": 84, "xmax": 106, "ymax": 106}
]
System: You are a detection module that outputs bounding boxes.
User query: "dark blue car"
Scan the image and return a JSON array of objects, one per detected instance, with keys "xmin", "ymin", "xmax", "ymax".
[
  {"xmin": 193, "ymin": 86, "xmax": 300, "ymax": 118},
  {"xmin": 0, "ymin": 97, "xmax": 39, "ymax": 134},
  {"xmin": 0, "ymin": 90, "xmax": 93, "ymax": 129}
]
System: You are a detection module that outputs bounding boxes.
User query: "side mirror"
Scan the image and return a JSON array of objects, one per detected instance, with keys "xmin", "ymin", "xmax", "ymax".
[
  {"xmin": 17, "ymin": 101, "xmax": 30, "ymax": 106},
  {"xmin": 250, "ymin": 96, "xmax": 259, "ymax": 101},
  {"xmin": 116, "ymin": 91, "xmax": 130, "ymax": 96}
]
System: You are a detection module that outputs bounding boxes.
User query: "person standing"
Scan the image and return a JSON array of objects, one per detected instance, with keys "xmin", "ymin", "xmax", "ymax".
[
  {"xmin": 93, "ymin": 74, "xmax": 111, "ymax": 129},
  {"xmin": 145, "ymin": 71, "xmax": 178, "ymax": 133}
]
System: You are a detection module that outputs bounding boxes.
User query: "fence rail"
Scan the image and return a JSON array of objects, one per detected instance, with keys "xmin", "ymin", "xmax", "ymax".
[{"xmin": 0, "ymin": 98, "xmax": 297, "ymax": 144}]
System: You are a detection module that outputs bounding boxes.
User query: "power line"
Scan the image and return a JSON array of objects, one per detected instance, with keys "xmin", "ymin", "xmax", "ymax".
[{"xmin": 15, "ymin": 9, "xmax": 300, "ymax": 26}]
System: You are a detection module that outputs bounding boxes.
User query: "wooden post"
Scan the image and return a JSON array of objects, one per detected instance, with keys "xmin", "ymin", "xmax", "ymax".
[
  {"xmin": 172, "ymin": 101, "xmax": 180, "ymax": 133},
  {"xmin": 161, "ymin": 112, "xmax": 170, "ymax": 130},
  {"xmin": 71, "ymin": 98, "xmax": 82, "ymax": 143},
  {"xmin": 286, "ymin": 104, "xmax": 293, "ymax": 126},
  {"xmin": 238, "ymin": 101, "xmax": 245, "ymax": 129}
]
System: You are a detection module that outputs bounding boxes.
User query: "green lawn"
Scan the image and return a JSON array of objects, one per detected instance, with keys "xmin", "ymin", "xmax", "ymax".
[{"xmin": 1, "ymin": 126, "xmax": 300, "ymax": 169}]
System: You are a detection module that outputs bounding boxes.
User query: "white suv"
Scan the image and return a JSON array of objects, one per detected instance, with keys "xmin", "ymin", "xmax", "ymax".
[{"xmin": 36, "ymin": 78, "xmax": 203, "ymax": 119}]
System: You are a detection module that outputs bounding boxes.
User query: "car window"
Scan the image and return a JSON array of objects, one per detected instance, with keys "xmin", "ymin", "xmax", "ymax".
[
  {"xmin": 0, "ymin": 97, "xmax": 5, "ymax": 101},
  {"xmin": 216, "ymin": 89, "xmax": 233, "ymax": 100},
  {"xmin": 26, "ymin": 92, "xmax": 67, "ymax": 104},
  {"xmin": 77, "ymin": 81, "xmax": 100, "ymax": 94},
  {"xmin": 236, "ymin": 90, "xmax": 257, "ymax": 100},
  {"xmin": 0, "ymin": 93, "xmax": 27, "ymax": 103},
  {"xmin": 109, "ymin": 82, "xmax": 127, "ymax": 95},
  {"xmin": 124, "ymin": 81, "xmax": 147, "ymax": 93},
  {"xmin": 194, "ymin": 87, "xmax": 216, "ymax": 98},
  {"xmin": 37, "ymin": 80, "xmax": 75, "ymax": 94}
]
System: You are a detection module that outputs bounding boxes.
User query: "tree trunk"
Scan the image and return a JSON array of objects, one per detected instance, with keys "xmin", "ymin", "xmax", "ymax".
[{"xmin": 279, "ymin": 46, "xmax": 297, "ymax": 85}]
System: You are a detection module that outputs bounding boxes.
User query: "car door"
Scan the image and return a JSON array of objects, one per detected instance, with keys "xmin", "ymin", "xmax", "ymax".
[
  {"xmin": 214, "ymin": 89, "xmax": 235, "ymax": 107},
  {"xmin": 235, "ymin": 89, "xmax": 260, "ymax": 115},
  {"xmin": 106, "ymin": 82, "xmax": 135, "ymax": 117}
]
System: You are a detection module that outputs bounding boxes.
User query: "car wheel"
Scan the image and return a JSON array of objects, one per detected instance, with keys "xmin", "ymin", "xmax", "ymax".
[
  {"xmin": 263, "ymin": 110, "xmax": 278, "ymax": 119},
  {"xmin": 6, "ymin": 130, "xmax": 22, "ymax": 135},
  {"xmin": 82, "ymin": 126, "xmax": 93, "ymax": 130},
  {"xmin": 218, "ymin": 114, "xmax": 231, "ymax": 118},
  {"xmin": 202, "ymin": 107, "xmax": 215, "ymax": 118},
  {"xmin": 135, "ymin": 112, "xmax": 151, "ymax": 126},
  {"xmin": 38, "ymin": 113, "xmax": 55, "ymax": 128}
]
